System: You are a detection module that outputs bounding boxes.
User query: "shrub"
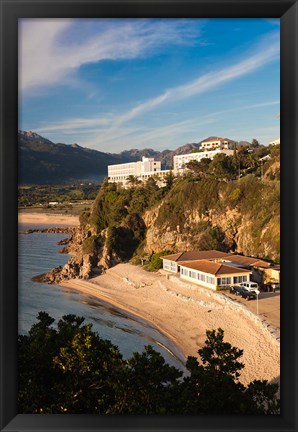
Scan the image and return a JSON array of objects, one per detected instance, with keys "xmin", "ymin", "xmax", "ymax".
[
  {"xmin": 81, "ymin": 235, "xmax": 103, "ymax": 255},
  {"xmin": 147, "ymin": 251, "xmax": 171, "ymax": 271},
  {"xmin": 79, "ymin": 210, "xmax": 90, "ymax": 228}
]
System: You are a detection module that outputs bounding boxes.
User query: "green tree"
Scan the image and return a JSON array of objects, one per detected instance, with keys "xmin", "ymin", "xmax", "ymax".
[
  {"xmin": 164, "ymin": 171, "xmax": 174, "ymax": 191},
  {"xmin": 118, "ymin": 346, "xmax": 182, "ymax": 414},
  {"xmin": 19, "ymin": 315, "xmax": 280, "ymax": 415},
  {"xmin": 186, "ymin": 158, "xmax": 211, "ymax": 176},
  {"xmin": 251, "ymin": 138, "xmax": 260, "ymax": 148},
  {"xmin": 209, "ymin": 154, "xmax": 237, "ymax": 180},
  {"xmin": 126, "ymin": 175, "xmax": 139, "ymax": 186},
  {"xmin": 147, "ymin": 251, "xmax": 171, "ymax": 271},
  {"xmin": 180, "ymin": 329, "xmax": 279, "ymax": 414}
]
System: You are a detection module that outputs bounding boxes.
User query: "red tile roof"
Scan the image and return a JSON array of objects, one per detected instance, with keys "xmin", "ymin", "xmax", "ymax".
[
  {"xmin": 160, "ymin": 252, "xmax": 183, "ymax": 262},
  {"xmin": 179, "ymin": 260, "xmax": 251, "ymax": 276},
  {"xmin": 201, "ymin": 138, "xmax": 223, "ymax": 143},
  {"xmin": 223, "ymin": 254, "xmax": 271, "ymax": 267},
  {"xmin": 268, "ymin": 265, "xmax": 280, "ymax": 270},
  {"xmin": 161, "ymin": 250, "xmax": 230, "ymax": 262}
]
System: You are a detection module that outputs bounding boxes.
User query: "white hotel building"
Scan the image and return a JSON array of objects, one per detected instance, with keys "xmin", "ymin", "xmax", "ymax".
[
  {"xmin": 108, "ymin": 138, "xmax": 236, "ymax": 184},
  {"xmin": 108, "ymin": 157, "xmax": 171, "ymax": 185},
  {"xmin": 173, "ymin": 149, "xmax": 234, "ymax": 174},
  {"xmin": 200, "ymin": 137, "xmax": 236, "ymax": 151}
]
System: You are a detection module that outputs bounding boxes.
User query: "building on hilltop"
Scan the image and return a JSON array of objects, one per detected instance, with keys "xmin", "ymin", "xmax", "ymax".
[
  {"xmin": 108, "ymin": 156, "xmax": 171, "ymax": 186},
  {"xmin": 200, "ymin": 137, "xmax": 236, "ymax": 151},
  {"xmin": 173, "ymin": 149, "xmax": 234, "ymax": 174},
  {"xmin": 108, "ymin": 138, "xmax": 237, "ymax": 183}
]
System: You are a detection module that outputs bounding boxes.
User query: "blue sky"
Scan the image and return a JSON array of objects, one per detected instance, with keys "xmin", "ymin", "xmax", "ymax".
[{"xmin": 19, "ymin": 18, "xmax": 280, "ymax": 153}]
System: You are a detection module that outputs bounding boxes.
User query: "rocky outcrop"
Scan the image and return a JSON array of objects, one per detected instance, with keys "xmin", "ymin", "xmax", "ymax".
[
  {"xmin": 143, "ymin": 204, "xmax": 278, "ymax": 261},
  {"xmin": 36, "ymin": 252, "xmax": 99, "ymax": 284},
  {"xmin": 19, "ymin": 227, "xmax": 76, "ymax": 235},
  {"xmin": 97, "ymin": 242, "xmax": 122, "ymax": 269}
]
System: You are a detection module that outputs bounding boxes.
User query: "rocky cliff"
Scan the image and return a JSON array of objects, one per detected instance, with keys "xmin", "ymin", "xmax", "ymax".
[
  {"xmin": 142, "ymin": 175, "xmax": 279, "ymax": 261},
  {"xmin": 38, "ymin": 167, "xmax": 280, "ymax": 285}
]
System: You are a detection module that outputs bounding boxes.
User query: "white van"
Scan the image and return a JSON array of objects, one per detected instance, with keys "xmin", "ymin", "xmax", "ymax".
[{"xmin": 242, "ymin": 281, "xmax": 259, "ymax": 292}]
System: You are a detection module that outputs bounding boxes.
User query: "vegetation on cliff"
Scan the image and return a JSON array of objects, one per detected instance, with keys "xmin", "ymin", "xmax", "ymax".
[
  {"xmin": 18, "ymin": 312, "xmax": 279, "ymax": 414},
  {"xmin": 153, "ymin": 174, "xmax": 279, "ymax": 261},
  {"xmin": 41, "ymin": 144, "xmax": 279, "ymax": 282},
  {"xmin": 80, "ymin": 145, "xmax": 280, "ymax": 267}
]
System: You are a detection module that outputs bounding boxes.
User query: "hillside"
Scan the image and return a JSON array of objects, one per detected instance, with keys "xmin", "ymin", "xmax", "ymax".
[
  {"xmin": 40, "ymin": 144, "xmax": 280, "ymax": 284},
  {"xmin": 18, "ymin": 131, "xmax": 231, "ymax": 184},
  {"xmin": 18, "ymin": 131, "xmax": 123, "ymax": 184}
]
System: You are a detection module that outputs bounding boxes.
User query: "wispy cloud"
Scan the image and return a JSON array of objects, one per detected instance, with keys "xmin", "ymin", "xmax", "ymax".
[
  {"xmin": 35, "ymin": 116, "xmax": 113, "ymax": 134},
  {"xmin": 46, "ymin": 98, "xmax": 277, "ymax": 151},
  {"xmin": 114, "ymin": 31, "xmax": 279, "ymax": 126},
  {"xmin": 19, "ymin": 19, "xmax": 203, "ymax": 93},
  {"xmin": 30, "ymin": 27, "xmax": 279, "ymax": 151}
]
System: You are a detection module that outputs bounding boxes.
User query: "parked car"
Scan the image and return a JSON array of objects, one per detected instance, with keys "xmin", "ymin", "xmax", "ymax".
[
  {"xmin": 230, "ymin": 286, "xmax": 247, "ymax": 296},
  {"xmin": 241, "ymin": 281, "xmax": 259, "ymax": 292},
  {"xmin": 241, "ymin": 290, "xmax": 257, "ymax": 300}
]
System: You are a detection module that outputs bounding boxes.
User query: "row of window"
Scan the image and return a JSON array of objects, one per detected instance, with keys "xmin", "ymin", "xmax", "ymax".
[
  {"xmin": 217, "ymin": 277, "xmax": 232, "ymax": 285},
  {"xmin": 180, "ymin": 268, "xmax": 215, "ymax": 285},
  {"xmin": 233, "ymin": 275, "xmax": 248, "ymax": 283},
  {"xmin": 180, "ymin": 268, "xmax": 248, "ymax": 286}
]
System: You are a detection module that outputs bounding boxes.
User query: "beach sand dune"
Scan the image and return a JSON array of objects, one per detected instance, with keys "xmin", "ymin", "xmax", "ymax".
[{"xmin": 60, "ymin": 263, "xmax": 280, "ymax": 387}]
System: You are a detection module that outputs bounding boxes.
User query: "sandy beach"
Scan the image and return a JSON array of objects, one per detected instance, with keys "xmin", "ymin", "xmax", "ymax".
[
  {"xmin": 60, "ymin": 263, "xmax": 280, "ymax": 387},
  {"xmin": 18, "ymin": 211, "xmax": 79, "ymax": 226}
]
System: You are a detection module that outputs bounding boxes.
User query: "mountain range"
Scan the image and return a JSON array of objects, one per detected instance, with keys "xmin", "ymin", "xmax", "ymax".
[{"xmin": 18, "ymin": 130, "xmax": 249, "ymax": 184}]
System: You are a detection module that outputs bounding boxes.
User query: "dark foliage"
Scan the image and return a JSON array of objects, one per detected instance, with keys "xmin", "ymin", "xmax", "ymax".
[{"xmin": 18, "ymin": 313, "xmax": 280, "ymax": 415}]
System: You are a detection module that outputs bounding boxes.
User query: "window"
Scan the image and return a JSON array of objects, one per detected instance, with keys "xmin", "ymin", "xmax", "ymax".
[
  {"xmin": 233, "ymin": 275, "xmax": 248, "ymax": 284},
  {"xmin": 217, "ymin": 277, "xmax": 231, "ymax": 285},
  {"xmin": 163, "ymin": 260, "xmax": 171, "ymax": 270},
  {"xmin": 206, "ymin": 276, "xmax": 215, "ymax": 285},
  {"xmin": 196, "ymin": 272, "xmax": 206, "ymax": 282}
]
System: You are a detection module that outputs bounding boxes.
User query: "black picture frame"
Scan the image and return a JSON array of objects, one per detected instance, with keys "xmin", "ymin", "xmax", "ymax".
[{"xmin": 0, "ymin": 1, "xmax": 297, "ymax": 431}]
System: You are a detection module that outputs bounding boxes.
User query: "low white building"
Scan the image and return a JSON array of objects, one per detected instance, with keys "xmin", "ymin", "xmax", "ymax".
[
  {"xmin": 160, "ymin": 250, "xmax": 275, "ymax": 290},
  {"xmin": 173, "ymin": 149, "xmax": 234, "ymax": 174},
  {"xmin": 179, "ymin": 260, "xmax": 251, "ymax": 290},
  {"xmin": 200, "ymin": 137, "xmax": 236, "ymax": 151},
  {"xmin": 161, "ymin": 250, "xmax": 232, "ymax": 273}
]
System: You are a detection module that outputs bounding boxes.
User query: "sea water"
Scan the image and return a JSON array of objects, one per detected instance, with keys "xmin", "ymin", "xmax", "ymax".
[{"xmin": 18, "ymin": 224, "xmax": 185, "ymax": 370}]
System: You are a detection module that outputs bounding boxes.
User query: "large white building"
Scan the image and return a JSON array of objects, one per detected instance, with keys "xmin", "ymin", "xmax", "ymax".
[
  {"xmin": 108, "ymin": 157, "xmax": 171, "ymax": 185},
  {"xmin": 108, "ymin": 138, "xmax": 237, "ymax": 184},
  {"xmin": 173, "ymin": 149, "xmax": 234, "ymax": 174},
  {"xmin": 200, "ymin": 137, "xmax": 235, "ymax": 151}
]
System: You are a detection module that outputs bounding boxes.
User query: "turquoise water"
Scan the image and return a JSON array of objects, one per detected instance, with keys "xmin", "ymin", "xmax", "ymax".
[{"xmin": 18, "ymin": 224, "xmax": 185, "ymax": 370}]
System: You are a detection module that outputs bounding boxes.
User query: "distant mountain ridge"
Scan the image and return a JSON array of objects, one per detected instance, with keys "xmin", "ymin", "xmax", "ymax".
[{"xmin": 18, "ymin": 130, "xmax": 240, "ymax": 184}]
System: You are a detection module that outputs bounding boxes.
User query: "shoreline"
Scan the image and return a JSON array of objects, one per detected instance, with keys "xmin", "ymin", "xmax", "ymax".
[
  {"xmin": 60, "ymin": 278, "xmax": 187, "ymax": 365},
  {"xmin": 59, "ymin": 263, "xmax": 280, "ymax": 387},
  {"xmin": 18, "ymin": 211, "xmax": 79, "ymax": 226},
  {"xmin": 60, "ymin": 279, "xmax": 187, "ymax": 366}
]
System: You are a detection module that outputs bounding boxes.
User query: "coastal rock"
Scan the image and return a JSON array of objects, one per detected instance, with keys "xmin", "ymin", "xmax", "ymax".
[
  {"xmin": 79, "ymin": 254, "xmax": 94, "ymax": 279},
  {"xmin": 19, "ymin": 227, "xmax": 76, "ymax": 235},
  {"xmin": 98, "ymin": 242, "xmax": 122, "ymax": 269},
  {"xmin": 57, "ymin": 237, "xmax": 72, "ymax": 245}
]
